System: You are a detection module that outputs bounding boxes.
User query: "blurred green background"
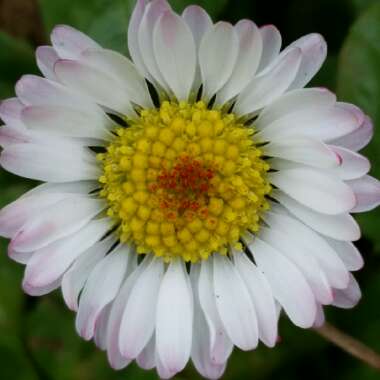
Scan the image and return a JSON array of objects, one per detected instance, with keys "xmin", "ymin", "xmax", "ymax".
[{"xmin": 0, "ymin": 0, "xmax": 380, "ymax": 379}]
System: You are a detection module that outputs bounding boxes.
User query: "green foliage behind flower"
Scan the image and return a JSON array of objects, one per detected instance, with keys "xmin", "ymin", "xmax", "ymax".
[{"xmin": 0, "ymin": 0, "xmax": 379, "ymax": 379}]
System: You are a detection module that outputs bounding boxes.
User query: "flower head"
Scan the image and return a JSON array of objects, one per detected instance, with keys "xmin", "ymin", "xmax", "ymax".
[{"xmin": 0, "ymin": 0, "xmax": 379, "ymax": 379}]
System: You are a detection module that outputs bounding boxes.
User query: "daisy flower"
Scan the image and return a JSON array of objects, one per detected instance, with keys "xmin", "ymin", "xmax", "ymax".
[{"xmin": 1, "ymin": 0, "xmax": 379, "ymax": 378}]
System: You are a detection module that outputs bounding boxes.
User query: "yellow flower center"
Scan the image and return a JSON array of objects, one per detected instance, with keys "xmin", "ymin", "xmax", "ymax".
[{"xmin": 98, "ymin": 101, "xmax": 271, "ymax": 262}]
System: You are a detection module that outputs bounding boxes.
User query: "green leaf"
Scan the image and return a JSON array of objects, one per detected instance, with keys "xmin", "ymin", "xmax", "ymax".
[
  {"xmin": 351, "ymin": 0, "xmax": 379, "ymax": 14},
  {"xmin": 38, "ymin": 0, "xmax": 136, "ymax": 54},
  {"xmin": 337, "ymin": 3, "xmax": 380, "ymax": 248},
  {"xmin": 0, "ymin": 31, "xmax": 37, "ymax": 99}
]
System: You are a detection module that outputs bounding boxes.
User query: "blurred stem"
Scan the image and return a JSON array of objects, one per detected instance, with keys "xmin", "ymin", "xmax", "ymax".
[{"xmin": 315, "ymin": 322, "xmax": 380, "ymax": 371}]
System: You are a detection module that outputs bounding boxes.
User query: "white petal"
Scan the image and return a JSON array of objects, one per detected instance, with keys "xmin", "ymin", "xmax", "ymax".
[
  {"xmin": 264, "ymin": 137, "xmax": 339, "ymax": 168},
  {"xmin": 234, "ymin": 47, "xmax": 302, "ymax": 116},
  {"xmin": 198, "ymin": 260, "xmax": 233, "ymax": 365},
  {"xmin": 329, "ymin": 146, "xmax": 370, "ymax": 180},
  {"xmin": 0, "ymin": 97, "xmax": 26, "ymax": 129},
  {"xmin": 256, "ymin": 88, "xmax": 336, "ymax": 130},
  {"xmin": 257, "ymin": 227, "xmax": 333, "ymax": 305},
  {"xmin": 15, "ymin": 75, "xmax": 97, "ymax": 111},
  {"xmin": 0, "ymin": 125, "xmax": 29, "ymax": 148},
  {"xmin": 182, "ymin": 5, "xmax": 212, "ymax": 92},
  {"xmin": 0, "ymin": 142, "xmax": 100, "ymax": 182},
  {"xmin": 23, "ymin": 219, "xmax": 110, "ymax": 291},
  {"xmin": 286, "ymin": 33, "xmax": 327, "ymax": 90},
  {"xmin": 51, "ymin": 25, "xmax": 100, "ymax": 59},
  {"xmin": 347, "ymin": 175, "xmax": 380, "ymax": 213},
  {"xmin": 156, "ymin": 260, "xmax": 193, "ymax": 373},
  {"xmin": 313, "ymin": 304, "xmax": 325, "ymax": 328},
  {"xmin": 332, "ymin": 274, "xmax": 361, "ymax": 309},
  {"xmin": 199, "ymin": 22, "xmax": 239, "ymax": 101},
  {"xmin": 154, "ymin": 11, "xmax": 196, "ymax": 101},
  {"xmin": 54, "ymin": 59, "xmax": 135, "ymax": 115},
  {"xmin": 21, "ymin": 104, "xmax": 114, "ymax": 140},
  {"xmin": 8, "ymin": 247, "xmax": 33, "ymax": 264},
  {"xmin": 106, "ymin": 257, "xmax": 147, "ymax": 370},
  {"xmin": 128, "ymin": 0, "xmax": 151, "ymax": 81},
  {"xmin": 213, "ymin": 254, "xmax": 258, "ymax": 350},
  {"xmin": 36, "ymin": 46, "xmax": 59, "ymax": 81},
  {"xmin": 190, "ymin": 264, "xmax": 226, "ymax": 380},
  {"xmin": 233, "ymin": 253, "xmax": 278, "ymax": 347},
  {"xmin": 324, "ymin": 238, "xmax": 363, "ymax": 272},
  {"xmin": 119, "ymin": 258, "xmax": 164, "ymax": 359},
  {"xmin": 330, "ymin": 116, "xmax": 373, "ymax": 152},
  {"xmin": 75, "ymin": 244, "xmax": 131, "ymax": 340},
  {"xmin": 136, "ymin": 335, "xmax": 156, "ymax": 370},
  {"xmin": 257, "ymin": 25, "xmax": 281, "ymax": 72},
  {"xmin": 268, "ymin": 167, "xmax": 356, "ymax": 215},
  {"xmin": 182, "ymin": 5, "xmax": 212, "ymax": 48},
  {"xmin": 22, "ymin": 181, "xmax": 97, "ymax": 198},
  {"xmin": 264, "ymin": 209, "xmax": 350, "ymax": 289},
  {"xmin": 79, "ymin": 48, "xmax": 153, "ymax": 108},
  {"xmin": 156, "ymin": 351, "xmax": 177, "ymax": 379},
  {"xmin": 272, "ymin": 190, "xmax": 360, "ymax": 241},
  {"xmin": 248, "ymin": 237, "xmax": 317, "ymax": 328},
  {"xmin": 11, "ymin": 196, "xmax": 105, "ymax": 252},
  {"xmin": 61, "ymin": 235, "xmax": 116, "ymax": 311},
  {"xmin": 94, "ymin": 304, "xmax": 111, "ymax": 350},
  {"xmin": 0, "ymin": 192, "xmax": 71, "ymax": 238},
  {"xmin": 23, "ymin": 277, "xmax": 63, "ymax": 296},
  {"xmin": 257, "ymin": 102, "xmax": 363, "ymax": 142},
  {"xmin": 217, "ymin": 20, "xmax": 262, "ymax": 104},
  {"xmin": 138, "ymin": 0, "xmax": 171, "ymax": 91}
]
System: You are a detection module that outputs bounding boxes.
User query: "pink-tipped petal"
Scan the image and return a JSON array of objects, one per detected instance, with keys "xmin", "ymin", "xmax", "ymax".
[
  {"xmin": 21, "ymin": 104, "xmax": 113, "ymax": 140},
  {"xmin": 61, "ymin": 236, "xmax": 116, "ymax": 311},
  {"xmin": 233, "ymin": 253, "xmax": 278, "ymax": 347},
  {"xmin": 348, "ymin": 175, "xmax": 380, "ymax": 213},
  {"xmin": 119, "ymin": 258, "xmax": 164, "ymax": 359},
  {"xmin": 199, "ymin": 22, "xmax": 239, "ymax": 101},
  {"xmin": 217, "ymin": 20, "xmax": 263, "ymax": 104},
  {"xmin": 287, "ymin": 33, "xmax": 327, "ymax": 90},
  {"xmin": 51, "ymin": 24, "xmax": 100, "ymax": 59},
  {"xmin": 156, "ymin": 260, "xmax": 193, "ymax": 373},
  {"xmin": 198, "ymin": 260, "xmax": 233, "ymax": 365},
  {"xmin": 264, "ymin": 137, "xmax": 340, "ymax": 168},
  {"xmin": 329, "ymin": 145, "xmax": 370, "ymax": 180},
  {"xmin": 256, "ymin": 87, "xmax": 336, "ymax": 129},
  {"xmin": 190, "ymin": 264, "xmax": 227, "ymax": 379},
  {"xmin": 272, "ymin": 190, "xmax": 361, "ymax": 241},
  {"xmin": 36, "ymin": 46, "xmax": 59, "ymax": 81},
  {"xmin": 0, "ymin": 98, "xmax": 25, "ymax": 129},
  {"xmin": 80, "ymin": 48, "xmax": 153, "ymax": 108},
  {"xmin": 213, "ymin": 254, "xmax": 259, "ymax": 351},
  {"xmin": 54, "ymin": 59, "xmax": 135, "ymax": 116},
  {"xmin": 332, "ymin": 274, "xmax": 361, "ymax": 309},
  {"xmin": 0, "ymin": 142, "xmax": 100, "ymax": 182},
  {"xmin": 136, "ymin": 335, "xmax": 156, "ymax": 370},
  {"xmin": 153, "ymin": 11, "xmax": 196, "ymax": 101},
  {"xmin": 235, "ymin": 47, "xmax": 302, "ymax": 116},
  {"xmin": 128, "ymin": 0, "xmax": 151, "ymax": 80},
  {"xmin": 23, "ymin": 219, "xmax": 110, "ymax": 291},
  {"xmin": 248, "ymin": 237, "xmax": 317, "ymax": 328},
  {"xmin": 75, "ymin": 245, "xmax": 131, "ymax": 341},
  {"xmin": 264, "ymin": 209, "xmax": 350, "ymax": 290},
  {"xmin": 329, "ymin": 116, "xmax": 373, "ymax": 152},
  {"xmin": 268, "ymin": 167, "xmax": 356, "ymax": 215},
  {"xmin": 11, "ymin": 196, "xmax": 104, "ymax": 252},
  {"xmin": 137, "ymin": 0, "xmax": 171, "ymax": 91},
  {"xmin": 257, "ymin": 25, "xmax": 282, "ymax": 71}
]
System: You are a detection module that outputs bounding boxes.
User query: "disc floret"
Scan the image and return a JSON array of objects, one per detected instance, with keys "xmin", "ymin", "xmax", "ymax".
[{"xmin": 98, "ymin": 101, "xmax": 271, "ymax": 262}]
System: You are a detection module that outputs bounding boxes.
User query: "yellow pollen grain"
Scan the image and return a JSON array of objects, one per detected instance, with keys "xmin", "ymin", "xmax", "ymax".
[{"xmin": 98, "ymin": 101, "xmax": 271, "ymax": 262}]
